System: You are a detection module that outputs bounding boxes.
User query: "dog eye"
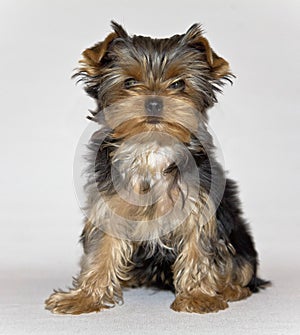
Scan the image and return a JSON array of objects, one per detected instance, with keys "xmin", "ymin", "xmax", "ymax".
[
  {"xmin": 168, "ymin": 79, "xmax": 185, "ymax": 90},
  {"xmin": 124, "ymin": 78, "xmax": 138, "ymax": 89}
]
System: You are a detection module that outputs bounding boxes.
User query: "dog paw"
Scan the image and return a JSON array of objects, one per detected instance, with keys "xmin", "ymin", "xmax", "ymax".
[
  {"xmin": 170, "ymin": 291, "xmax": 228, "ymax": 314},
  {"xmin": 45, "ymin": 289, "xmax": 109, "ymax": 315},
  {"xmin": 222, "ymin": 286, "xmax": 252, "ymax": 302}
]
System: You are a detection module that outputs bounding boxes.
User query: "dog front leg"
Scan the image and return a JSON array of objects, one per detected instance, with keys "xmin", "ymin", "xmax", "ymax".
[
  {"xmin": 170, "ymin": 194, "xmax": 233, "ymax": 314},
  {"xmin": 45, "ymin": 232, "xmax": 133, "ymax": 314}
]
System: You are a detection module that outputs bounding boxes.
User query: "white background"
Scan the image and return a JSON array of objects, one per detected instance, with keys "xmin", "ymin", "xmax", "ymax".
[{"xmin": 0, "ymin": 1, "xmax": 299, "ymax": 334}]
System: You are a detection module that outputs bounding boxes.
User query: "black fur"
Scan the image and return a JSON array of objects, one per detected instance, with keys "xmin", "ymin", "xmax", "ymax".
[{"xmin": 87, "ymin": 131, "xmax": 269, "ymax": 293}]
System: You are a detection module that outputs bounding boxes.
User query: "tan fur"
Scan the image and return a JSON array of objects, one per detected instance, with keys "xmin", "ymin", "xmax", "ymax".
[
  {"xmin": 45, "ymin": 233, "xmax": 133, "ymax": 314},
  {"xmin": 182, "ymin": 29, "xmax": 230, "ymax": 79},
  {"xmin": 104, "ymin": 95, "xmax": 200, "ymax": 142},
  {"xmin": 221, "ymin": 285, "xmax": 252, "ymax": 302},
  {"xmin": 112, "ymin": 118, "xmax": 192, "ymax": 143},
  {"xmin": 171, "ymin": 289, "xmax": 229, "ymax": 314},
  {"xmin": 80, "ymin": 32, "xmax": 117, "ymax": 76},
  {"xmin": 170, "ymin": 191, "xmax": 253, "ymax": 313},
  {"xmin": 172, "ymin": 192, "xmax": 233, "ymax": 296},
  {"xmin": 196, "ymin": 37, "xmax": 230, "ymax": 79}
]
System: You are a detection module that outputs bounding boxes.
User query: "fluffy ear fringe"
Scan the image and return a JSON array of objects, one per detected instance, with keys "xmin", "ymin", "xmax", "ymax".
[
  {"xmin": 80, "ymin": 32, "xmax": 117, "ymax": 75},
  {"xmin": 183, "ymin": 23, "xmax": 232, "ymax": 80},
  {"xmin": 77, "ymin": 21, "xmax": 128, "ymax": 77}
]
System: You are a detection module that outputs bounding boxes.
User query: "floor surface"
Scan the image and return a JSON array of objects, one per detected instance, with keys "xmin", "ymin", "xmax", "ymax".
[{"xmin": 1, "ymin": 262, "xmax": 299, "ymax": 335}]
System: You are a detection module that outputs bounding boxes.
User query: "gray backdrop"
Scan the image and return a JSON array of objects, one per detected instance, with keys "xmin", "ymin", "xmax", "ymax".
[{"xmin": 0, "ymin": 1, "xmax": 299, "ymax": 334}]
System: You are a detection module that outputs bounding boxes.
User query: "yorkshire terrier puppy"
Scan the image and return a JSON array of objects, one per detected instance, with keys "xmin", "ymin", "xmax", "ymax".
[{"xmin": 45, "ymin": 22, "xmax": 269, "ymax": 314}]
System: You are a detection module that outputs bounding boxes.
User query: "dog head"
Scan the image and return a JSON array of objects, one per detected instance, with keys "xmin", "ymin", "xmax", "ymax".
[{"xmin": 75, "ymin": 22, "xmax": 232, "ymax": 142}]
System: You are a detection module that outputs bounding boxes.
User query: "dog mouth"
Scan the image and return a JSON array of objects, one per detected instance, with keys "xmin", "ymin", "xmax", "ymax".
[{"xmin": 146, "ymin": 116, "xmax": 161, "ymax": 124}]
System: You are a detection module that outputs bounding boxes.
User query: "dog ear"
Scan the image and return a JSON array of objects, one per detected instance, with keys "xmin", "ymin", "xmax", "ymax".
[
  {"xmin": 183, "ymin": 24, "xmax": 231, "ymax": 79},
  {"xmin": 79, "ymin": 21, "xmax": 128, "ymax": 77},
  {"xmin": 80, "ymin": 32, "xmax": 117, "ymax": 76}
]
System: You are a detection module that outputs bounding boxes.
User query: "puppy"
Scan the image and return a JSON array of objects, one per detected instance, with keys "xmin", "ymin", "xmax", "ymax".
[{"xmin": 45, "ymin": 22, "xmax": 269, "ymax": 314}]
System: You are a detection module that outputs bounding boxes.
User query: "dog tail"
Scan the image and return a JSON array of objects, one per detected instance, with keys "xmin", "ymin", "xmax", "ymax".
[{"xmin": 247, "ymin": 276, "xmax": 271, "ymax": 293}]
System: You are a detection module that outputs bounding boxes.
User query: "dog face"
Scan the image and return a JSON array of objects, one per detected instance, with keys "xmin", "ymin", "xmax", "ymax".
[{"xmin": 76, "ymin": 22, "xmax": 231, "ymax": 141}]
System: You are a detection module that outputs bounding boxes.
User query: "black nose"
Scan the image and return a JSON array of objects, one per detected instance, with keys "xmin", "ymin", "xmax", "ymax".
[{"xmin": 145, "ymin": 97, "xmax": 163, "ymax": 116}]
